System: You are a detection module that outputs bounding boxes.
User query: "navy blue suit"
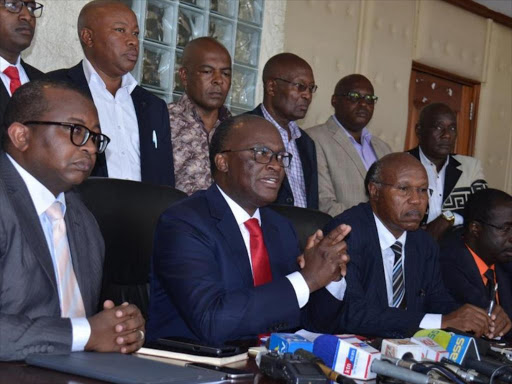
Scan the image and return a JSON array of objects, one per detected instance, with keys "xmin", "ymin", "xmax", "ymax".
[
  {"xmin": 46, "ymin": 62, "xmax": 174, "ymax": 187},
  {"xmin": 245, "ymin": 105, "xmax": 318, "ymax": 209},
  {"xmin": 147, "ymin": 184, "xmax": 328, "ymax": 345},
  {"xmin": 440, "ymin": 229, "xmax": 512, "ymax": 326},
  {"xmin": 323, "ymin": 203, "xmax": 459, "ymax": 337},
  {"xmin": 0, "ymin": 60, "xmax": 44, "ymax": 129}
]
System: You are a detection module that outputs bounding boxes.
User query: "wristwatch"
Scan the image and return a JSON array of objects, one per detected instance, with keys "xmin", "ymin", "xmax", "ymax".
[{"xmin": 442, "ymin": 210, "xmax": 455, "ymax": 224}]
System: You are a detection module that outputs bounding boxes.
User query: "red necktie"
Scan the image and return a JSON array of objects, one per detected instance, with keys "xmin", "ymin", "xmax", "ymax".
[
  {"xmin": 4, "ymin": 66, "xmax": 21, "ymax": 95},
  {"xmin": 244, "ymin": 218, "xmax": 272, "ymax": 286}
]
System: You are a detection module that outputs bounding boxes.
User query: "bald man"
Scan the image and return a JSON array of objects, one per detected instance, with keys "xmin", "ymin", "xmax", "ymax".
[
  {"xmin": 323, "ymin": 153, "xmax": 508, "ymax": 339},
  {"xmin": 169, "ymin": 37, "xmax": 232, "ymax": 195},
  {"xmin": 246, "ymin": 53, "xmax": 319, "ymax": 209},
  {"xmin": 308, "ymin": 74, "xmax": 392, "ymax": 216},
  {"xmin": 47, "ymin": 0, "xmax": 174, "ymax": 187}
]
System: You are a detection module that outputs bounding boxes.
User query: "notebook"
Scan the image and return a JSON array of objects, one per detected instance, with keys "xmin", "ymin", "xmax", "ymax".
[{"xmin": 26, "ymin": 352, "xmax": 226, "ymax": 384}]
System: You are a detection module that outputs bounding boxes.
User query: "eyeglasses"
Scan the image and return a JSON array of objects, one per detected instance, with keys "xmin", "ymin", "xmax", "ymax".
[
  {"xmin": 477, "ymin": 220, "xmax": 512, "ymax": 236},
  {"xmin": 1, "ymin": 0, "xmax": 43, "ymax": 18},
  {"xmin": 337, "ymin": 91, "xmax": 379, "ymax": 104},
  {"xmin": 220, "ymin": 146, "xmax": 293, "ymax": 168},
  {"xmin": 23, "ymin": 121, "xmax": 110, "ymax": 154},
  {"xmin": 274, "ymin": 78, "xmax": 318, "ymax": 94},
  {"xmin": 374, "ymin": 182, "xmax": 432, "ymax": 197}
]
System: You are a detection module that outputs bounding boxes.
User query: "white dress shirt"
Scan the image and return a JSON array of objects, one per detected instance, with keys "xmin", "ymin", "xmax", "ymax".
[
  {"xmin": 419, "ymin": 147, "xmax": 463, "ymax": 225},
  {"xmin": 373, "ymin": 213, "xmax": 442, "ymax": 329},
  {"xmin": 82, "ymin": 58, "xmax": 141, "ymax": 181},
  {"xmin": 6, "ymin": 154, "xmax": 91, "ymax": 352},
  {"xmin": 0, "ymin": 55, "xmax": 30, "ymax": 96},
  {"xmin": 217, "ymin": 186, "xmax": 345, "ymax": 307}
]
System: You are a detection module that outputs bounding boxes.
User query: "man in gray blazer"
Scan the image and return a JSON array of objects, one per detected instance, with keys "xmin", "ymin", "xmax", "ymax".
[
  {"xmin": 0, "ymin": 79, "xmax": 144, "ymax": 361},
  {"xmin": 308, "ymin": 74, "xmax": 392, "ymax": 216}
]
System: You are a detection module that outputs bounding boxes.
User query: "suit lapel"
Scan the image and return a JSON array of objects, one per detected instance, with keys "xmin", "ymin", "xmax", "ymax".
[
  {"xmin": 21, "ymin": 60, "xmax": 43, "ymax": 80},
  {"xmin": 443, "ymin": 155, "xmax": 462, "ymax": 203},
  {"xmin": 207, "ymin": 186, "xmax": 254, "ymax": 286},
  {"xmin": 0, "ymin": 82, "xmax": 9, "ymax": 125},
  {"xmin": 260, "ymin": 209, "xmax": 287, "ymax": 278},
  {"xmin": 328, "ymin": 117, "xmax": 367, "ymax": 178},
  {"xmin": 403, "ymin": 237, "xmax": 419, "ymax": 309},
  {"xmin": 0, "ymin": 153, "xmax": 58, "ymax": 292},
  {"xmin": 295, "ymin": 134, "xmax": 313, "ymax": 201},
  {"xmin": 131, "ymin": 87, "xmax": 151, "ymax": 183}
]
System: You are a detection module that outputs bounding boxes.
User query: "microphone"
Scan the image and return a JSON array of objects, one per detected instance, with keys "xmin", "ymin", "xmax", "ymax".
[
  {"xmin": 294, "ymin": 348, "xmax": 355, "ymax": 384},
  {"xmin": 312, "ymin": 334, "xmax": 432, "ymax": 384}
]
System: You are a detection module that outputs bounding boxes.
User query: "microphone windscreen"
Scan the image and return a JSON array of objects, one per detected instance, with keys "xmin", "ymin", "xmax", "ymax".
[{"xmin": 312, "ymin": 334, "xmax": 340, "ymax": 368}]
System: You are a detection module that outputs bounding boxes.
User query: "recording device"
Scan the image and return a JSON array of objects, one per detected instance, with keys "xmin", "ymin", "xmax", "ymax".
[
  {"xmin": 185, "ymin": 362, "xmax": 254, "ymax": 380},
  {"xmin": 144, "ymin": 337, "xmax": 245, "ymax": 357},
  {"xmin": 258, "ymin": 351, "xmax": 329, "ymax": 384}
]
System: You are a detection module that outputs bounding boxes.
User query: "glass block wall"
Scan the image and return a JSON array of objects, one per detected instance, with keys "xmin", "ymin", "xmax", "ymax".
[{"xmin": 123, "ymin": 0, "xmax": 264, "ymax": 115}]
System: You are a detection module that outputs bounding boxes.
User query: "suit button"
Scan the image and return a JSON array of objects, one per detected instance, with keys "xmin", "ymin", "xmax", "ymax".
[{"xmin": 286, "ymin": 197, "xmax": 293, "ymax": 204}]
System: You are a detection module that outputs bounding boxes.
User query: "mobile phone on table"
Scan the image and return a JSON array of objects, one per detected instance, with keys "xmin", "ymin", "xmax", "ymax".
[
  {"xmin": 186, "ymin": 362, "xmax": 255, "ymax": 380},
  {"xmin": 145, "ymin": 337, "xmax": 245, "ymax": 357}
]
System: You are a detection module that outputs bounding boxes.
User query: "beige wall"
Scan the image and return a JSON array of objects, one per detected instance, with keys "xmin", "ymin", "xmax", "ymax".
[{"xmin": 282, "ymin": 0, "xmax": 512, "ymax": 193}]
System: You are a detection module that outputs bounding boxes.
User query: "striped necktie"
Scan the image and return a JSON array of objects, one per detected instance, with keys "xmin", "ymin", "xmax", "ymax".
[
  {"xmin": 391, "ymin": 241, "xmax": 406, "ymax": 309},
  {"xmin": 46, "ymin": 201, "xmax": 86, "ymax": 318}
]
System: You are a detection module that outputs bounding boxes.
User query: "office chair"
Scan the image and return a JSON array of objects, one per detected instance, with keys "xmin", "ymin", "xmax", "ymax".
[{"xmin": 77, "ymin": 177, "xmax": 187, "ymax": 318}]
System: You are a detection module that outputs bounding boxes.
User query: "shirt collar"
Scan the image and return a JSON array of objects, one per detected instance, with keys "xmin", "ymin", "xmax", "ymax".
[
  {"xmin": 6, "ymin": 153, "xmax": 66, "ymax": 217},
  {"xmin": 419, "ymin": 146, "xmax": 449, "ymax": 173},
  {"xmin": 373, "ymin": 212, "xmax": 407, "ymax": 251},
  {"xmin": 216, "ymin": 184, "xmax": 261, "ymax": 226},
  {"xmin": 177, "ymin": 93, "xmax": 230, "ymax": 125},
  {"xmin": 333, "ymin": 114, "xmax": 372, "ymax": 145},
  {"xmin": 466, "ymin": 244, "xmax": 495, "ymax": 283},
  {"xmin": 0, "ymin": 55, "xmax": 22, "ymax": 73},
  {"xmin": 82, "ymin": 57, "xmax": 138, "ymax": 94},
  {"xmin": 260, "ymin": 104, "xmax": 302, "ymax": 141}
]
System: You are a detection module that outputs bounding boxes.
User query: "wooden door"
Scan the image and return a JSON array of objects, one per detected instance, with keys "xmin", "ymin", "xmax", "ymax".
[{"xmin": 404, "ymin": 62, "xmax": 480, "ymax": 155}]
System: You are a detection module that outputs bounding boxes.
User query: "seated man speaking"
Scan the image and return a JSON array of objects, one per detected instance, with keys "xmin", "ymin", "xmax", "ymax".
[
  {"xmin": 0, "ymin": 79, "xmax": 145, "ymax": 361},
  {"xmin": 147, "ymin": 115, "xmax": 350, "ymax": 345},
  {"xmin": 323, "ymin": 153, "xmax": 509, "ymax": 339}
]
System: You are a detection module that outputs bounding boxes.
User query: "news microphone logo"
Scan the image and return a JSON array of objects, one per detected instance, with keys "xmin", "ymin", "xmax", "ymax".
[{"xmin": 343, "ymin": 347, "xmax": 357, "ymax": 375}]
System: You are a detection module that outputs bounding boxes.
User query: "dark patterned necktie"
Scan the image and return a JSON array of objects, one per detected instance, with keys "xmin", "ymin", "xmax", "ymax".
[{"xmin": 391, "ymin": 241, "xmax": 406, "ymax": 309}]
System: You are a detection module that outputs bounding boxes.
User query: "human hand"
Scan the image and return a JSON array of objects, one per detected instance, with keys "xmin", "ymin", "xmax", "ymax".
[
  {"xmin": 86, "ymin": 300, "xmax": 145, "ymax": 354},
  {"xmin": 487, "ymin": 305, "xmax": 512, "ymax": 339},
  {"xmin": 300, "ymin": 224, "xmax": 351, "ymax": 292},
  {"xmin": 441, "ymin": 304, "xmax": 490, "ymax": 337}
]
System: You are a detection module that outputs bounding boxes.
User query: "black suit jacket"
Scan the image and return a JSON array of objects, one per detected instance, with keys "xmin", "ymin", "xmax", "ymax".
[
  {"xmin": 245, "ymin": 105, "xmax": 318, "ymax": 209},
  {"xmin": 46, "ymin": 62, "xmax": 174, "ymax": 187},
  {"xmin": 323, "ymin": 203, "xmax": 459, "ymax": 338},
  {"xmin": 0, "ymin": 60, "xmax": 44, "ymax": 129},
  {"xmin": 440, "ymin": 228, "xmax": 512, "ymax": 329}
]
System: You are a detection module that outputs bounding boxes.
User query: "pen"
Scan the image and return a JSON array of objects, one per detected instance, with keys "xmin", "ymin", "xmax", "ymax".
[
  {"xmin": 152, "ymin": 130, "xmax": 158, "ymax": 149},
  {"xmin": 487, "ymin": 282, "xmax": 498, "ymax": 316}
]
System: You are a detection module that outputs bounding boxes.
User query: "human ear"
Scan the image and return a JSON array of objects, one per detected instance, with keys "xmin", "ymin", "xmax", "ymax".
[{"xmin": 7, "ymin": 122, "xmax": 31, "ymax": 152}]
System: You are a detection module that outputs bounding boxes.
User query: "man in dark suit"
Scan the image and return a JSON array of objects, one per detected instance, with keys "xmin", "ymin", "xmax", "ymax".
[
  {"xmin": 440, "ymin": 188, "xmax": 512, "ymax": 335},
  {"xmin": 246, "ymin": 53, "xmax": 318, "ymax": 209},
  {"xmin": 408, "ymin": 103, "xmax": 487, "ymax": 241},
  {"xmin": 147, "ymin": 115, "xmax": 350, "ymax": 345},
  {"xmin": 0, "ymin": 0, "xmax": 44, "ymax": 128},
  {"xmin": 47, "ymin": 0, "xmax": 174, "ymax": 186},
  {"xmin": 0, "ymin": 79, "xmax": 145, "ymax": 361},
  {"xmin": 324, "ymin": 153, "xmax": 509, "ymax": 338}
]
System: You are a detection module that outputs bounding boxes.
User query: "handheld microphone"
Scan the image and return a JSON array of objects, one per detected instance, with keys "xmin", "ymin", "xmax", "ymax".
[{"xmin": 294, "ymin": 348, "xmax": 355, "ymax": 384}]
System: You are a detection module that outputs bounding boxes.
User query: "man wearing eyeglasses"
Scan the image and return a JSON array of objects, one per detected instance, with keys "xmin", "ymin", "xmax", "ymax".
[
  {"xmin": 0, "ymin": 0, "xmax": 44, "ymax": 129},
  {"xmin": 47, "ymin": 0, "xmax": 174, "ymax": 187},
  {"xmin": 308, "ymin": 74, "xmax": 392, "ymax": 217},
  {"xmin": 147, "ymin": 115, "xmax": 350, "ymax": 345},
  {"xmin": 322, "ymin": 153, "xmax": 510, "ymax": 338},
  {"xmin": 246, "ymin": 53, "xmax": 319, "ymax": 210},
  {"xmin": 0, "ymin": 79, "xmax": 145, "ymax": 361},
  {"xmin": 440, "ymin": 188, "xmax": 512, "ymax": 338},
  {"xmin": 408, "ymin": 102, "xmax": 487, "ymax": 241}
]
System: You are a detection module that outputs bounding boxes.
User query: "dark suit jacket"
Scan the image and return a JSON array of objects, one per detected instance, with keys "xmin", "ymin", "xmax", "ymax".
[
  {"xmin": 147, "ymin": 184, "xmax": 330, "ymax": 345},
  {"xmin": 46, "ymin": 62, "xmax": 174, "ymax": 187},
  {"xmin": 0, "ymin": 151, "xmax": 104, "ymax": 361},
  {"xmin": 408, "ymin": 147, "xmax": 487, "ymax": 222},
  {"xmin": 245, "ymin": 105, "xmax": 319, "ymax": 209},
  {"xmin": 0, "ymin": 60, "xmax": 44, "ymax": 129},
  {"xmin": 440, "ymin": 229, "xmax": 512, "ymax": 325},
  {"xmin": 323, "ymin": 203, "xmax": 459, "ymax": 338}
]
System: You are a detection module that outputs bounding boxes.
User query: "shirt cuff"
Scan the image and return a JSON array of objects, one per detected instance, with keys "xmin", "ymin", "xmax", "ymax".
[
  {"xmin": 325, "ymin": 277, "xmax": 347, "ymax": 301},
  {"xmin": 454, "ymin": 212, "xmax": 464, "ymax": 226},
  {"xmin": 419, "ymin": 314, "xmax": 442, "ymax": 329},
  {"xmin": 70, "ymin": 317, "xmax": 92, "ymax": 352},
  {"xmin": 286, "ymin": 271, "xmax": 310, "ymax": 308}
]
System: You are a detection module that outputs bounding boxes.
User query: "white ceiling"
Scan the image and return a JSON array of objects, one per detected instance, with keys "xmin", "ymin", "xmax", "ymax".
[{"xmin": 473, "ymin": 0, "xmax": 512, "ymax": 18}]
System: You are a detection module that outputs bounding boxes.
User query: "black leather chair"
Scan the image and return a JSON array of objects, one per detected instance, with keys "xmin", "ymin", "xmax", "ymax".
[
  {"xmin": 268, "ymin": 204, "xmax": 333, "ymax": 252},
  {"xmin": 77, "ymin": 178, "xmax": 187, "ymax": 318}
]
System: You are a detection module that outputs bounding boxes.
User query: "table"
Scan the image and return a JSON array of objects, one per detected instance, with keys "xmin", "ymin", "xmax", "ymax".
[{"xmin": 0, "ymin": 358, "xmax": 279, "ymax": 384}]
